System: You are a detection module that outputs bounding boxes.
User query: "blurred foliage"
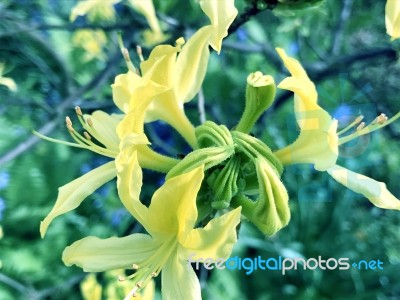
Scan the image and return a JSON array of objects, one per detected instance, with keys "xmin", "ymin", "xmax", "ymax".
[{"xmin": 0, "ymin": 0, "xmax": 400, "ymax": 299}]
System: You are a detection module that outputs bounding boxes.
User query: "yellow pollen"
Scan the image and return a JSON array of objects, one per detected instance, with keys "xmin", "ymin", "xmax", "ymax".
[{"xmin": 75, "ymin": 106, "xmax": 83, "ymax": 116}]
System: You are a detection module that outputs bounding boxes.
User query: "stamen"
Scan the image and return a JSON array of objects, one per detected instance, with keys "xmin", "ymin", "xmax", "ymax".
[
  {"xmin": 356, "ymin": 122, "xmax": 365, "ymax": 131},
  {"xmin": 337, "ymin": 115, "xmax": 364, "ymax": 136},
  {"xmin": 118, "ymin": 276, "xmax": 126, "ymax": 282},
  {"xmin": 136, "ymin": 45, "xmax": 144, "ymax": 62},
  {"xmin": 87, "ymin": 118, "xmax": 93, "ymax": 127},
  {"xmin": 65, "ymin": 116, "xmax": 73, "ymax": 131},
  {"xmin": 135, "ymin": 282, "xmax": 143, "ymax": 288},
  {"xmin": 151, "ymin": 272, "xmax": 157, "ymax": 277},
  {"xmin": 132, "ymin": 264, "xmax": 139, "ymax": 270},
  {"xmin": 83, "ymin": 131, "xmax": 91, "ymax": 140},
  {"xmin": 339, "ymin": 111, "xmax": 400, "ymax": 145},
  {"xmin": 75, "ymin": 106, "xmax": 83, "ymax": 116}
]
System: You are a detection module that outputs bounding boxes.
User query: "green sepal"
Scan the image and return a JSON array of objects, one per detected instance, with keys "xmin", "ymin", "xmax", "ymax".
[
  {"xmin": 207, "ymin": 157, "xmax": 241, "ymax": 209},
  {"xmin": 166, "ymin": 145, "xmax": 234, "ymax": 179},
  {"xmin": 232, "ymin": 131, "xmax": 283, "ymax": 175},
  {"xmin": 196, "ymin": 121, "xmax": 233, "ymax": 148},
  {"xmin": 232, "ymin": 157, "xmax": 290, "ymax": 236}
]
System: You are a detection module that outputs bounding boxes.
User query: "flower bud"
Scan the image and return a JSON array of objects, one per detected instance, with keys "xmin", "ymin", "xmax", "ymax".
[{"xmin": 236, "ymin": 71, "xmax": 276, "ymax": 133}]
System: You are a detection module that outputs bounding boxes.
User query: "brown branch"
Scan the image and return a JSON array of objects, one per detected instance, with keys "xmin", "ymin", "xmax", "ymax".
[{"xmin": 228, "ymin": 0, "xmax": 278, "ymax": 36}]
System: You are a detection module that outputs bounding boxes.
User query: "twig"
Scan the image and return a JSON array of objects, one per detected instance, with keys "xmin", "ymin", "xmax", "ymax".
[
  {"xmin": 228, "ymin": 0, "xmax": 278, "ymax": 36},
  {"xmin": 0, "ymin": 272, "xmax": 29, "ymax": 294},
  {"xmin": 331, "ymin": 0, "xmax": 353, "ymax": 56},
  {"xmin": 0, "ymin": 47, "xmax": 124, "ymax": 167},
  {"xmin": 198, "ymin": 88, "xmax": 206, "ymax": 124}
]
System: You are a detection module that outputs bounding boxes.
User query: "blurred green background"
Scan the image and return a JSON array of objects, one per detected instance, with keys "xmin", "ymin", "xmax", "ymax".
[{"xmin": 1, "ymin": 0, "xmax": 400, "ymax": 299}]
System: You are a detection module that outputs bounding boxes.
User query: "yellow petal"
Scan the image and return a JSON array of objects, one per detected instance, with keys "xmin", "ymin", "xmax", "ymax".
[
  {"xmin": 40, "ymin": 161, "xmax": 116, "ymax": 237},
  {"xmin": 129, "ymin": 0, "xmax": 162, "ymax": 35},
  {"xmin": 146, "ymin": 166, "xmax": 204, "ymax": 239},
  {"xmin": 116, "ymin": 150, "xmax": 150, "ymax": 229},
  {"xmin": 112, "ymin": 71, "xmax": 143, "ymax": 114},
  {"xmin": 62, "ymin": 234, "xmax": 158, "ymax": 272},
  {"xmin": 199, "ymin": 0, "xmax": 238, "ymax": 53},
  {"xmin": 0, "ymin": 77, "xmax": 17, "ymax": 92},
  {"xmin": 175, "ymin": 26, "xmax": 213, "ymax": 104},
  {"xmin": 140, "ymin": 44, "xmax": 179, "ymax": 88},
  {"xmin": 83, "ymin": 111, "xmax": 120, "ymax": 151},
  {"xmin": 274, "ymin": 116, "xmax": 339, "ymax": 171},
  {"xmin": 275, "ymin": 48, "xmax": 339, "ymax": 171},
  {"xmin": 161, "ymin": 249, "xmax": 201, "ymax": 300},
  {"xmin": 70, "ymin": 0, "xmax": 120, "ymax": 22},
  {"xmin": 81, "ymin": 274, "xmax": 102, "ymax": 300},
  {"xmin": 386, "ymin": 0, "xmax": 400, "ymax": 40},
  {"xmin": 327, "ymin": 165, "xmax": 400, "ymax": 210},
  {"xmin": 182, "ymin": 207, "xmax": 241, "ymax": 259}
]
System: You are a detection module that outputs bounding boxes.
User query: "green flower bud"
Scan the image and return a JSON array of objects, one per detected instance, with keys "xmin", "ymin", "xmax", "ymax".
[{"xmin": 236, "ymin": 71, "xmax": 276, "ymax": 133}]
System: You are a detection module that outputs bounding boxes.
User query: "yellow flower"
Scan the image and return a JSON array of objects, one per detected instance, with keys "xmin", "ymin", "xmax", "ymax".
[
  {"xmin": 274, "ymin": 48, "xmax": 400, "ymax": 210},
  {"xmin": 63, "ymin": 166, "xmax": 242, "ymax": 300},
  {"xmin": 37, "ymin": 109, "xmax": 178, "ymax": 238},
  {"xmin": 385, "ymin": 0, "xmax": 400, "ymax": 40},
  {"xmin": 72, "ymin": 30, "xmax": 107, "ymax": 61},
  {"xmin": 70, "ymin": 0, "xmax": 121, "ymax": 23},
  {"xmin": 0, "ymin": 63, "xmax": 17, "ymax": 92}
]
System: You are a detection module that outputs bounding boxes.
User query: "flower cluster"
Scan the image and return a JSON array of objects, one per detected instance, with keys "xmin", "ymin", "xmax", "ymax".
[{"xmin": 38, "ymin": 1, "xmax": 400, "ymax": 299}]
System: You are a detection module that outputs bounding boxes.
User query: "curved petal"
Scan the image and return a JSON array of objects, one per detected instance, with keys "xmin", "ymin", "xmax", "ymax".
[
  {"xmin": 327, "ymin": 165, "xmax": 400, "ymax": 210},
  {"xmin": 275, "ymin": 48, "xmax": 339, "ymax": 171},
  {"xmin": 175, "ymin": 26, "xmax": 212, "ymax": 104},
  {"xmin": 199, "ymin": 0, "xmax": 238, "ymax": 53},
  {"xmin": 62, "ymin": 234, "xmax": 158, "ymax": 272},
  {"xmin": 146, "ymin": 166, "xmax": 204, "ymax": 239},
  {"xmin": 274, "ymin": 117, "xmax": 339, "ymax": 171},
  {"xmin": 116, "ymin": 150, "xmax": 149, "ymax": 226},
  {"xmin": 234, "ymin": 157, "xmax": 290, "ymax": 236},
  {"xmin": 40, "ymin": 161, "xmax": 116, "ymax": 237},
  {"xmin": 181, "ymin": 207, "xmax": 241, "ymax": 260},
  {"xmin": 112, "ymin": 71, "xmax": 143, "ymax": 114},
  {"xmin": 140, "ymin": 44, "xmax": 179, "ymax": 88},
  {"xmin": 129, "ymin": 0, "xmax": 162, "ymax": 35},
  {"xmin": 386, "ymin": 0, "xmax": 400, "ymax": 40},
  {"xmin": 161, "ymin": 249, "xmax": 201, "ymax": 300},
  {"xmin": 82, "ymin": 111, "xmax": 120, "ymax": 151}
]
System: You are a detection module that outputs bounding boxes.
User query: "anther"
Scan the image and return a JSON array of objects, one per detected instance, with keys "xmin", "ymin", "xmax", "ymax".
[
  {"xmin": 356, "ymin": 122, "xmax": 366, "ymax": 131},
  {"xmin": 65, "ymin": 116, "xmax": 73, "ymax": 131},
  {"xmin": 135, "ymin": 282, "xmax": 143, "ymax": 288},
  {"xmin": 132, "ymin": 264, "xmax": 139, "ymax": 270},
  {"xmin": 122, "ymin": 48, "xmax": 131, "ymax": 63},
  {"xmin": 136, "ymin": 45, "xmax": 144, "ymax": 62},
  {"xmin": 355, "ymin": 115, "xmax": 364, "ymax": 124},
  {"xmin": 83, "ymin": 131, "xmax": 91, "ymax": 140},
  {"xmin": 87, "ymin": 118, "xmax": 93, "ymax": 127},
  {"xmin": 75, "ymin": 106, "xmax": 83, "ymax": 116},
  {"xmin": 118, "ymin": 276, "xmax": 126, "ymax": 282},
  {"xmin": 151, "ymin": 272, "xmax": 157, "ymax": 277},
  {"xmin": 377, "ymin": 113, "xmax": 388, "ymax": 125}
]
